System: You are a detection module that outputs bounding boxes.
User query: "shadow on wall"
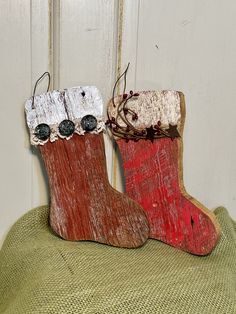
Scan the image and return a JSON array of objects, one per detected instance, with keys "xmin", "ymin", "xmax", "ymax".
[
  {"xmin": 112, "ymin": 139, "xmax": 125, "ymax": 192},
  {"xmin": 30, "ymin": 146, "xmax": 50, "ymax": 204}
]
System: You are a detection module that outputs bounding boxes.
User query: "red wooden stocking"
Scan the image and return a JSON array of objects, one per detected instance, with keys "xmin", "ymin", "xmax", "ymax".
[
  {"xmin": 107, "ymin": 90, "xmax": 220, "ymax": 255},
  {"xmin": 25, "ymin": 86, "xmax": 149, "ymax": 248}
]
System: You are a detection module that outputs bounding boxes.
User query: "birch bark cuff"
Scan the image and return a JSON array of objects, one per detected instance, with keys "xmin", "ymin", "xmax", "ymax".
[
  {"xmin": 25, "ymin": 86, "xmax": 105, "ymax": 145},
  {"xmin": 107, "ymin": 90, "xmax": 181, "ymax": 141}
]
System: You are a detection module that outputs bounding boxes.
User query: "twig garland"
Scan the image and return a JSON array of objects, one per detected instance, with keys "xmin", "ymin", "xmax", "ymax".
[{"xmin": 107, "ymin": 65, "xmax": 180, "ymax": 142}]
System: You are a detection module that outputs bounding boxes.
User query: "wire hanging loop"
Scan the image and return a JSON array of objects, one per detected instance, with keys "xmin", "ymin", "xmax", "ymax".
[
  {"xmin": 32, "ymin": 72, "xmax": 51, "ymax": 109},
  {"xmin": 112, "ymin": 63, "xmax": 130, "ymax": 108}
]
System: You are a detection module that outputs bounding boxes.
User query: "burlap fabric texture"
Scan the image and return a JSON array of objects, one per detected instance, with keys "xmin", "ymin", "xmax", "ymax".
[{"xmin": 0, "ymin": 206, "xmax": 236, "ymax": 314}]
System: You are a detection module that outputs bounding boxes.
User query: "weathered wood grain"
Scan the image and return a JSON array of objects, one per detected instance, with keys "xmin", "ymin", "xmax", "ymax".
[
  {"xmin": 39, "ymin": 133, "xmax": 149, "ymax": 248},
  {"xmin": 25, "ymin": 86, "xmax": 149, "ymax": 248},
  {"xmin": 108, "ymin": 92, "xmax": 220, "ymax": 255}
]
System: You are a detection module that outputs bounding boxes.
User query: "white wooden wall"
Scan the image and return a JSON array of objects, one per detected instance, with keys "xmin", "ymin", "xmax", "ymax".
[{"xmin": 1, "ymin": 0, "xmax": 236, "ymax": 246}]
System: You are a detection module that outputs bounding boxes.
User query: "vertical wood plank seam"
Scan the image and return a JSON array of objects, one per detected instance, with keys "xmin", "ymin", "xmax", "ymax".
[
  {"xmin": 52, "ymin": 0, "xmax": 61, "ymax": 89},
  {"xmin": 48, "ymin": 0, "xmax": 53, "ymax": 85},
  {"xmin": 30, "ymin": 0, "xmax": 34, "ymax": 208},
  {"xmin": 134, "ymin": 0, "xmax": 140, "ymax": 90},
  {"xmin": 112, "ymin": 0, "xmax": 124, "ymax": 188}
]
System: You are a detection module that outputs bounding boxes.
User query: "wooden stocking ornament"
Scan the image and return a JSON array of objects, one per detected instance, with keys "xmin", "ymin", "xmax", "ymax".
[
  {"xmin": 107, "ymin": 90, "xmax": 221, "ymax": 255},
  {"xmin": 25, "ymin": 86, "xmax": 149, "ymax": 248}
]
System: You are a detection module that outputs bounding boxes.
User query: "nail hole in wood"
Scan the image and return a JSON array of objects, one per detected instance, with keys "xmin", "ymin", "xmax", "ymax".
[{"xmin": 191, "ymin": 216, "xmax": 194, "ymax": 227}]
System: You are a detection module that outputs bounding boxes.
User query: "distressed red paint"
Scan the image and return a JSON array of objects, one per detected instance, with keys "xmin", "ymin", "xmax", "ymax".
[
  {"xmin": 39, "ymin": 133, "xmax": 149, "ymax": 248},
  {"xmin": 117, "ymin": 136, "xmax": 220, "ymax": 255}
]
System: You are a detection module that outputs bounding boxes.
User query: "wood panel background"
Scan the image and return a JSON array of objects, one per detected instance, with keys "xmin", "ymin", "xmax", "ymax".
[{"xmin": 0, "ymin": 0, "xmax": 236, "ymax": 246}]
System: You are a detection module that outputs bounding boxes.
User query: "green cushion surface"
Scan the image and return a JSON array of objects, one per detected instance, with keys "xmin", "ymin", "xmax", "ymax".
[{"xmin": 0, "ymin": 206, "xmax": 236, "ymax": 313}]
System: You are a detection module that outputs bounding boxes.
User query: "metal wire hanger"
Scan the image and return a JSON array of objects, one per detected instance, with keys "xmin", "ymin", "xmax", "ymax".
[{"xmin": 32, "ymin": 72, "xmax": 51, "ymax": 109}]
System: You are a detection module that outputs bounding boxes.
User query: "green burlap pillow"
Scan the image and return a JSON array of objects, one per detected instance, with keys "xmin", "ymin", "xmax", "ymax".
[{"xmin": 0, "ymin": 206, "xmax": 236, "ymax": 313}]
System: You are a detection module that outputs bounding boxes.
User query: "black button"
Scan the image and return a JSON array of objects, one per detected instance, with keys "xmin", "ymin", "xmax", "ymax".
[
  {"xmin": 34, "ymin": 123, "xmax": 51, "ymax": 141},
  {"xmin": 81, "ymin": 115, "xmax": 97, "ymax": 132},
  {"xmin": 58, "ymin": 119, "xmax": 75, "ymax": 137}
]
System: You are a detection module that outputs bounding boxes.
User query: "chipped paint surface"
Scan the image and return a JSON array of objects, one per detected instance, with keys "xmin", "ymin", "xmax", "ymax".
[
  {"xmin": 40, "ymin": 133, "xmax": 149, "ymax": 248},
  {"xmin": 118, "ymin": 137, "xmax": 219, "ymax": 255},
  {"xmin": 114, "ymin": 92, "xmax": 220, "ymax": 255}
]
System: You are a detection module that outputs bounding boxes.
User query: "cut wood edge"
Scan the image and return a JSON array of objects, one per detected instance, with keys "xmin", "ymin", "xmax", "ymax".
[{"xmin": 177, "ymin": 91, "xmax": 221, "ymax": 250}]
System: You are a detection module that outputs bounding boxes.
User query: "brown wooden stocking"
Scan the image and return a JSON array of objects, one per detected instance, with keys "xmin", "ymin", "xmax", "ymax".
[{"xmin": 25, "ymin": 86, "xmax": 149, "ymax": 248}]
